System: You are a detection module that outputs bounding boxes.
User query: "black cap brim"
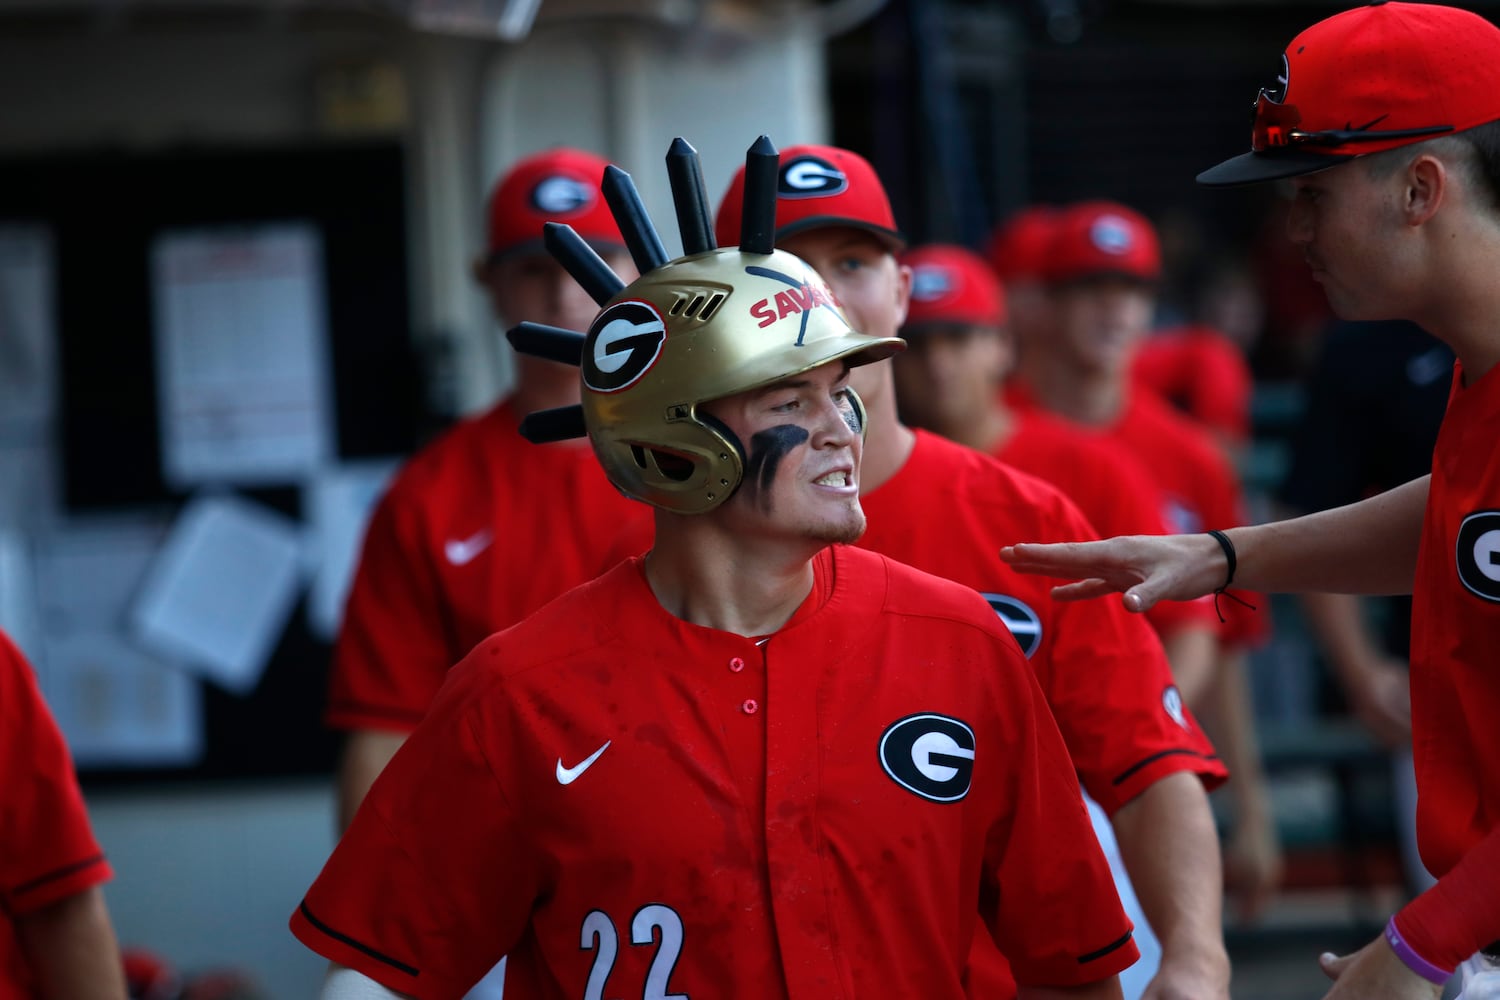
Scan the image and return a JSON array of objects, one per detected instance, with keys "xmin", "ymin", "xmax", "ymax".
[
  {"xmin": 774, "ymin": 216, "xmax": 907, "ymax": 251},
  {"xmin": 1196, "ymin": 148, "xmax": 1356, "ymax": 187}
]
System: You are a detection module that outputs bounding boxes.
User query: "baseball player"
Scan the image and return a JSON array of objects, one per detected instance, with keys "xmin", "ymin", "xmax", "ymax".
[
  {"xmin": 892, "ymin": 242, "xmax": 1220, "ymax": 704},
  {"xmin": 703, "ymin": 145, "xmax": 1230, "ymax": 1000},
  {"xmin": 0, "ymin": 629, "xmax": 128, "ymax": 1000},
  {"xmin": 290, "ymin": 138, "xmax": 1136, "ymax": 1000},
  {"xmin": 1005, "ymin": 199, "xmax": 1283, "ymax": 920},
  {"xmin": 327, "ymin": 148, "xmax": 650, "ymax": 830},
  {"xmin": 1001, "ymin": 4, "xmax": 1500, "ymax": 997},
  {"xmin": 985, "ymin": 205, "xmax": 1059, "ymax": 360}
]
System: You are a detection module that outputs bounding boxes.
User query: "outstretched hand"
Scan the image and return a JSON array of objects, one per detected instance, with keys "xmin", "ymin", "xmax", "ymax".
[
  {"xmin": 1318, "ymin": 935, "xmax": 1443, "ymax": 1000},
  {"xmin": 1000, "ymin": 533, "xmax": 1230, "ymax": 613}
]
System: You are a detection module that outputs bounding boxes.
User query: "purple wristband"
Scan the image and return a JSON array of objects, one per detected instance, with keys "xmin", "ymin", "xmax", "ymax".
[{"xmin": 1385, "ymin": 916, "xmax": 1454, "ymax": 985}]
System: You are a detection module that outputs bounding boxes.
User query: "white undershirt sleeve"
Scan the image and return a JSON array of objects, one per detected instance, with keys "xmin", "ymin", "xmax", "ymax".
[{"xmin": 321, "ymin": 964, "xmax": 411, "ymax": 1000}]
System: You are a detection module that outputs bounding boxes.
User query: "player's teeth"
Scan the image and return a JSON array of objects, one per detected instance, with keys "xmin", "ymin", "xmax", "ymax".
[{"xmin": 816, "ymin": 472, "xmax": 847, "ymax": 486}]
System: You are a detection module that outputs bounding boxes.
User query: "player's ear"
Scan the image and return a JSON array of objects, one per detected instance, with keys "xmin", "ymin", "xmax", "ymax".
[
  {"xmin": 893, "ymin": 260, "xmax": 913, "ymax": 327},
  {"xmin": 471, "ymin": 252, "xmax": 494, "ymax": 287},
  {"xmin": 984, "ymin": 325, "xmax": 1011, "ymax": 380},
  {"xmin": 1405, "ymin": 152, "xmax": 1447, "ymax": 227}
]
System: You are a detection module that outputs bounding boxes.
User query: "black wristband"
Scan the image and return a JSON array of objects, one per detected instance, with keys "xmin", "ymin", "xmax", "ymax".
[
  {"xmin": 1204, "ymin": 529, "xmax": 1257, "ymax": 623},
  {"xmin": 1205, "ymin": 529, "xmax": 1237, "ymax": 591}
]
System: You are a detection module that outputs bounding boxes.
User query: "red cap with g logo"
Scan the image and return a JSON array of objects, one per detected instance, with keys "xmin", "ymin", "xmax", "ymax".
[
  {"xmin": 986, "ymin": 205, "xmax": 1059, "ymax": 283},
  {"xmin": 900, "ymin": 244, "xmax": 1007, "ymax": 330},
  {"xmin": 714, "ymin": 143, "xmax": 905, "ymax": 250},
  {"xmin": 485, "ymin": 148, "xmax": 624, "ymax": 260},
  {"xmin": 1199, "ymin": 2, "xmax": 1500, "ymax": 186},
  {"xmin": 1042, "ymin": 201, "xmax": 1161, "ymax": 284}
]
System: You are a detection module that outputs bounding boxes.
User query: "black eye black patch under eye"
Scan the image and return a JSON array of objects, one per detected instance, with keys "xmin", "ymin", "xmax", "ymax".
[{"xmin": 743, "ymin": 425, "xmax": 810, "ymax": 511}]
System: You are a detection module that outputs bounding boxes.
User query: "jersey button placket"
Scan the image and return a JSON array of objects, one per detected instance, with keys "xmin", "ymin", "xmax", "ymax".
[{"xmin": 741, "ymin": 698, "xmax": 759, "ymax": 714}]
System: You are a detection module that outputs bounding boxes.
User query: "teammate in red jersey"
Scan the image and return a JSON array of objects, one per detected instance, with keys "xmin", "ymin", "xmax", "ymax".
[
  {"xmin": 1005, "ymin": 199, "xmax": 1283, "ymax": 920},
  {"xmin": 291, "ymin": 137, "xmax": 1135, "ymax": 1000},
  {"xmin": 328, "ymin": 147, "xmax": 649, "ymax": 829},
  {"xmin": 986, "ymin": 204, "xmax": 1059, "ymax": 357},
  {"xmin": 1001, "ymin": 5, "xmax": 1500, "ymax": 997},
  {"xmin": 892, "ymin": 242, "xmax": 1219, "ymax": 703},
  {"xmin": 0, "ymin": 630, "xmax": 127, "ymax": 1000},
  {"xmin": 710, "ymin": 145, "xmax": 1229, "ymax": 1000}
]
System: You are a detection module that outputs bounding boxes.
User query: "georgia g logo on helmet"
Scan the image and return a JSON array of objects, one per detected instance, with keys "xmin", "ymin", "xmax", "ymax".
[
  {"xmin": 778, "ymin": 155, "xmax": 847, "ymax": 198},
  {"xmin": 879, "ymin": 713, "xmax": 976, "ymax": 803},
  {"xmin": 1456, "ymin": 510, "xmax": 1500, "ymax": 602},
  {"xmin": 583, "ymin": 300, "xmax": 667, "ymax": 394}
]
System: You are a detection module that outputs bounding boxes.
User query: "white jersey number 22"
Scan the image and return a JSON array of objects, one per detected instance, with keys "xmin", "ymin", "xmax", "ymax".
[{"xmin": 580, "ymin": 904, "xmax": 688, "ymax": 1000}]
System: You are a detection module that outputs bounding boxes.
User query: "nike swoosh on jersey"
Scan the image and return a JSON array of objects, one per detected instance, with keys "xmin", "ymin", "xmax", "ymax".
[
  {"xmin": 444, "ymin": 528, "xmax": 494, "ymax": 566},
  {"xmin": 556, "ymin": 740, "xmax": 612, "ymax": 785}
]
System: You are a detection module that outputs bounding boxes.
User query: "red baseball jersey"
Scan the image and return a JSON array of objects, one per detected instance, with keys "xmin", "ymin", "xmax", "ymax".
[
  {"xmin": 996, "ymin": 409, "xmax": 1219, "ymax": 639},
  {"xmin": 0, "ymin": 631, "xmax": 113, "ymax": 999},
  {"xmin": 858, "ymin": 433, "xmax": 1225, "ymax": 996},
  {"xmin": 327, "ymin": 401, "xmax": 650, "ymax": 732},
  {"xmin": 292, "ymin": 545, "xmax": 1138, "ymax": 999},
  {"xmin": 1409, "ymin": 361, "xmax": 1500, "ymax": 879}
]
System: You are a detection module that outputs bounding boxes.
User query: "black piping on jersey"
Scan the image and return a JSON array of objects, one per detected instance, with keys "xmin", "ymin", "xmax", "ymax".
[
  {"xmin": 1077, "ymin": 930, "xmax": 1134, "ymax": 964},
  {"xmin": 299, "ymin": 902, "xmax": 420, "ymax": 977},
  {"xmin": 10, "ymin": 853, "xmax": 107, "ymax": 898},
  {"xmin": 1110, "ymin": 748, "xmax": 1221, "ymax": 787}
]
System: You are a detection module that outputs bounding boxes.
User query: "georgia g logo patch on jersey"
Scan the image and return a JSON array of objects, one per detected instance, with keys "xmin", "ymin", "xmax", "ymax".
[
  {"xmin": 982, "ymin": 593, "xmax": 1043, "ymax": 659},
  {"xmin": 583, "ymin": 300, "xmax": 667, "ymax": 394},
  {"xmin": 1456, "ymin": 510, "xmax": 1500, "ymax": 602},
  {"xmin": 879, "ymin": 713, "xmax": 976, "ymax": 803}
]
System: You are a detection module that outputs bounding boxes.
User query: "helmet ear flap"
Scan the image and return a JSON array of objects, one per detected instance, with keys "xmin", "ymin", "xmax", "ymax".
[
  {"xmin": 618, "ymin": 412, "xmax": 745, "ymax": 515},
  {"xmin": 846, "ymin": 386, "xmax": 868, "ymax": 438},
  {"xmin": 696, "ymin": 411, "xmax": 747, "ymax": 469}
]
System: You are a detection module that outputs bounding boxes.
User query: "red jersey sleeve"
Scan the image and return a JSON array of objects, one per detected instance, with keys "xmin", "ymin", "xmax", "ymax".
[
  {"xmin": 1030, "ymin": 495, "xmax": 1227, "ymax": 814},
  {"xmin": 294, "ymin": 652, "xmax": 539, "ymax": 999},
  {"xmin": 326, "ymin": 483, "xmax": 455, "ymax": 733},
  {"xmin": 1395, "ymin": 824, "xmax": 1500, "ymax": 970},
  {"xmin": 0, "ymin": 633, "xmax": 112, "ymax": 918},
  {"xmin": 978, "ymin": 633, "xmax": 1140, "ymax": 985}
]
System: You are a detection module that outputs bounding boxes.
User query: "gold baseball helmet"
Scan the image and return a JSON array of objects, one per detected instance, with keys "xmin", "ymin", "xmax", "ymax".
[{"xmin": 508, "ymin": 136, "xmax": 903, "ymax": 514}]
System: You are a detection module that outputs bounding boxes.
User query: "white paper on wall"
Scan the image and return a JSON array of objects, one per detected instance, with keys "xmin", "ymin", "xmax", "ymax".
[
  {"xmin": 150, "ymin": 223, "xmax": 335, "ymax": 488},
  {"xmin": 131, "ymin": 494, "xmax": 305, "ymax": 695}
]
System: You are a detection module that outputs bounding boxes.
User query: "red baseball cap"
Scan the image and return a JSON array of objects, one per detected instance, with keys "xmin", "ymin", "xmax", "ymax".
[
  {"xmin": 1043, "ymin": 201, "xmax": 1161, "ymax": 284},
  {"xmin": 1200, "ymin": 2, "xmax": 1500, "ymax": 186},
  {"xmin": 714, "ymin": 143, "xmax": 905, "ymax": 250},
  {"xmin": 986, "ymin": 205, "xmax": 1058, "ymax": 283},
  {"xmin": 484, "ymin": 148, "xmax": 624, "ymax": 259},
  {"xmin": 900, "ymin": 244, "xmax": 1008, "ymax": 330}
]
